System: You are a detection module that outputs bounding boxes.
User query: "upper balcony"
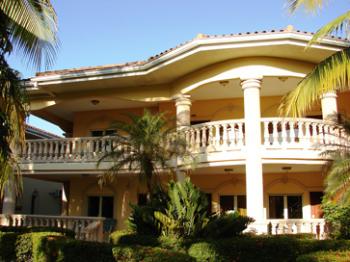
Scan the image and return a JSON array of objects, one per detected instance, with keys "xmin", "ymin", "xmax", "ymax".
[{"xmin": 19, "ymin": 117, "xmax": 349, "ymax": 174}]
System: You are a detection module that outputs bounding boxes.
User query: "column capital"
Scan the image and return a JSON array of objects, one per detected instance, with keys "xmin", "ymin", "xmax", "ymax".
[
  {"xmin": 173, "ymin": 94, "xmax": 192, "ymax": 107},
  {"xmin": 240, "ymin": 76, "xmax": 263, "ymax": 91},
  {"xmin": 321, "ymin": 91, "xmax": 337, "ymax": 99}
]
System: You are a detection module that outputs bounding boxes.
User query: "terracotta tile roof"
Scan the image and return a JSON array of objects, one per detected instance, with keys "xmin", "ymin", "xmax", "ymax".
[
  {"xmin": 26, "ymin": 124, "xmax": 62, "ymax": 139},
  {"xmin": 35, "ymin": 28, "xmax": 349, "ymax": 77}
]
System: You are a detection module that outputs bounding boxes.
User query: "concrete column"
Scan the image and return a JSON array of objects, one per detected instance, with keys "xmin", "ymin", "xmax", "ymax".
[
  {"xmin": 2, "ymin": 179, "xmax": 16, "ymax": 215},
  {"xmin": 175, "ymin": 94, "xmax": 192, "ymax": 130},
  {"xmin": 174, "ymin": 94, "xmax": 192, "ymax": 182},
  {"xmin": 321, "ymin": 91, "xmax": 338, "ymax": 121},
  {"xmin": 240, "ymin": 76, "xmax": 264, "ymax": 226}
]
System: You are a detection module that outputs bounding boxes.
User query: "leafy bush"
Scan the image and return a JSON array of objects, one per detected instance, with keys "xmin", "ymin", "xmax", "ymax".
[
  {"xmin": 188, "ymin": 242, "xmax": 224, "ymax": 262},
  {"xmin": 47, "ymin": 238, "xmax": 114, "ymax": 262},
  {"xmin": 154, "ymin": 178, "xmax": 209, "ymax": 237},
  {"xmin": 128, "ymin": 186, "xmax": 168, "ymax": 236},
  {"xmin": 109, "ymin": 230, "xmax": 158, "ymax": 246},
  {"xmin": 0, "ymin": 232, "xmax": 18, "ymax": 261},
  {"xmin": 187, "ymin": 237, "xmax": 350, "ymax": 262},
  {"xmin": 0, "ymin": 231, "xmax": 62, "ymax": 262},
  {"xmin": 0, "ymin": 226, "xmax": 75, "ymax": 238},
  {"xmin": 297, "ymin": 251, "xmax": 350, "ymax": 262},
  {"xmin": 112, "ymin": 245, "xmax": 194, "ymax": 262},
  {"xmin": 322, "ymin": 202, "xmax": 350, "ymax": 239},
  {"xmin": 200, "ymin": 212, "xmax": 254, "ymax": 238},
  {"xmin": 278, "ymin": 233, "xmax": 316, "ymax": 240}
]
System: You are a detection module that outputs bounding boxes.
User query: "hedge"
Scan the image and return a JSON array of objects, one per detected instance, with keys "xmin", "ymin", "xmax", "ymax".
[
  {"xmin": 109, "ymin": 230, "xmax": 159, "ymax": 246},
  {"xmin": 0, "ymin": 226, "xmax": 75, "ymax": 238},
  {"xmin": 0, "ymin": 231, "xmax": 63, "ymax": 262},
  {"xmin": 47, "ymin": 238, "xmax": 114, "ymax": 262},
  {"xmin": 187, "ymin": 237, "xmax": 350, "ymax": 262},
  {"xmin": 112, "ymin": 245, "xmax": 194, "ymax": 262},
  {"xmin": 296, "ymin": 251, "xmax": 350, "ymax": 262}
]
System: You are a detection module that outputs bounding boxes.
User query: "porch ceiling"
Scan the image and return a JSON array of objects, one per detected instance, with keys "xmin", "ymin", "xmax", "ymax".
[{"xmin": 192, "ymin": 163, "xmax": 323, "ymax": 175}]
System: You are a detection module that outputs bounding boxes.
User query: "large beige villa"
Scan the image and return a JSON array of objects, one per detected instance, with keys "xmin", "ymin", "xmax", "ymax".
[{"xmin": 1, "ymin": 27, "xmax": 350, "ymax": 238}]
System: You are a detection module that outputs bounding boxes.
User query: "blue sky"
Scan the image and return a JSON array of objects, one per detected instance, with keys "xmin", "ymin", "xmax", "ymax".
[{"xmin": 7, "ymin": 0, "xmax": 349, "ymax": 136}]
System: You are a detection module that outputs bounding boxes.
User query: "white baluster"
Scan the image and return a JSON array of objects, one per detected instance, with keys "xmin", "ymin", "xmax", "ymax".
[
  {"xmin": 289, "ymin": 121, "xmax": 296, "ymax": 146},
  {"xmin": 222, "ymin": 123, "xmax": 228, "ymax": 148},
  {"xmin": 281, "ymin": 120, "xmax": 287, "ymax": 147},
  {"xmin": 263, "ymin": 121, "xmax": 270, "ymax": 146},
  {"xmin": 272, "ymin": 121, "xmax": 278, "ymax": 145},
  {"xmin": 238, "ymin": 122, "xmax": 244, "ymax": 146},
  {"xmin": 201, "ymin": 126, "xmax": 207, "ymax": 150}
]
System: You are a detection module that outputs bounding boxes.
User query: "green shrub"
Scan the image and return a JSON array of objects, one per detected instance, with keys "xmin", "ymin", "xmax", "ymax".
[
  {"xmin": 109, "ymin": 230, "xmax": 159, "ymax": 246},
  {"xmin": 15, "ymin": 233, "xmax": 33, "ymax": 262},
  {"xmin": 322, "ymin": 202, "xmax": 350, "ymax": 239},
  {"xmin": 188, "ymin": 242, "xmax": 224, "ymax": 262},
  {"xmin": 112, "ymin": 245, "xmax": 194, "ymax": 262},
  {"xmin": 0, "ymin": 232, "xmax": 18, "ymax": 261},
  {"xmin": 154, "ymin": 178, "xmax": 209, "ymax": 238},
  {"xmin": 47, "ymin": 238, "xmax": 114, "ymax": 262},
  {"xmin": 128, "ymin": 186, "xmax": 169, "ymax": 236},
  {"xmin": 200, "ymin": 212, "xmax": 254, "ymax": 238},
  {"xmin": 297, "ymin": 251, "xmax": 350, "ymax": 262},
  {"xmin": 277, "ymin": 233, "xmax": 316, "ymax": 240},
  {"xmin": 187, "ymin": 237, "xmax": 350, "ymax": 262},
  {"xmin": 0, "ymin": 226, "xmax": 75, "ymax": 238}
]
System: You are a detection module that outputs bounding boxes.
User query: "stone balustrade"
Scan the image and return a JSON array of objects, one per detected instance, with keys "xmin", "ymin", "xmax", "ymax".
[
  {"xmin": 261, "ymin": 118, "xmax": 349, "ymax": 149},
  {"xmin": 265, "ymin": 218, "xmax": 327, "ymax": 239},
  {"xmin": 19, "ymin": 118, "xmax": 348, "ymax": 164},
  {"xmin": 0, "ymin": 214, "xmax": 105, "ymax": 242}
]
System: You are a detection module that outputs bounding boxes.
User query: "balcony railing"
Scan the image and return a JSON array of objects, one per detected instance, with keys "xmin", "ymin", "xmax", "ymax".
[
  {"xmin": 20, "ymin": 118, "xmax": 349, "ymax": 163},
  {"xmin": 265, "ymin": 218, "xmax": 327, "ymax": 239},
  {"xmin": 0, "ymin": 214, "xmax": 105, "ymax": 242}
]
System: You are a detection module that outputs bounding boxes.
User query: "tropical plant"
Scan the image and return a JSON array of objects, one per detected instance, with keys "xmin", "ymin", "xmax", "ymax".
[
  {"xmin": 321, "ymin": 116, "xmax": 350, "ymax": 204},
  {"xmin": 200, "ymin": 212, "xmax": 254, "ymax": 239},
  {"xmin": 322, "ymin": 201, "xmax": 350, "ymax": 239},
  {"xmin": 97, "ymin": 110, "xmax": 192, "ymax": 193},
  {"xmin": 280, "ymin": 0, "xmax": 350, "ymax": 117},
  {"xmin": 128, "ymin": 186, "xmax": 169, "ymax": 236},
  {"xmin": 154, "ymin": 178, "xmax": 209, "ymax": 238},
  {"xmin": 0, "ymin": 0, "xmax": 58, "ymax": 196}
]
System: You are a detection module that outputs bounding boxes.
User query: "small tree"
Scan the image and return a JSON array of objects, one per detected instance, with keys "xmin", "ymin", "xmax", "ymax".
[
  {"xmin": 154, "ymin": 178, "xmax": 209, "ymax": 238},
  {"xmin": 98, "ymin": 110, "xmax": 192, "ymax": 194},
  {"xmin": 321, "ymin": 116, "xmax": 350, "ymax": 205}
]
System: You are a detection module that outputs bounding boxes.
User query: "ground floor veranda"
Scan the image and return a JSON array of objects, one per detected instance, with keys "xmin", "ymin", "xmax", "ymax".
[{"xmin": 23, "ymin": 164, "xmax": 325, "ymax": 236}]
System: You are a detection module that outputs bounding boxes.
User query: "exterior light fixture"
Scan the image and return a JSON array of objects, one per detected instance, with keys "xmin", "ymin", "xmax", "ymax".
[
  {"xmin": 219, "ymin": 80, "xmax": 229, "ymax": 87},
  {"xmin": 90, "ymin": 99, "xmax": 100, "ymax": 105},
  {"xmin": 281, "ymin": 166, "xmax": 292, "ymax": 172},
  {"xmin": 278, "ymin": 76, "xmax": 288, "ymax": 82}
]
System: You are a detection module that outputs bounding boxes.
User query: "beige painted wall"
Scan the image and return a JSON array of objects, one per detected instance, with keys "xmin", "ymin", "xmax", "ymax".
[
  {"xmin": 72, "ymin": 93, "xmax": 331, "ymax": 137},
  {"xmin": 67, "ymin": 171, "xmax": 324, "ymax": 229}
]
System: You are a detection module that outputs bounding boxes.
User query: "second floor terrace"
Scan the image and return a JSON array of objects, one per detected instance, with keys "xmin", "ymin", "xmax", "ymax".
[{"xmin": 20, "ymin": 116, "xmax": 350, "ymax": 174}]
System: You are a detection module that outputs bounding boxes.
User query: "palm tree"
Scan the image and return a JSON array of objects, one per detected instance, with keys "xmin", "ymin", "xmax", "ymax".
[
  {"xmin": 322, "ymin": 116, "xmax": 350, "ymax": 204},
  {"xmin": 97, "ymin": 110, "xmax": 192, "ymax": 194},
  {"xmin": 280, "ymin": 0, "xmax": 350, "ymax": 117},
  {"xmin": 0, "ymin": 0, "xmax": 58, "ymax": 196}
]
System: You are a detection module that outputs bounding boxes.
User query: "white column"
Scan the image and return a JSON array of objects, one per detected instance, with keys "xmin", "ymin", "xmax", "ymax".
[
  {"xmin": 241, "ymin": 76, "xmax": 264, "ymax": 226},
  {"xmin": 283, "ymin": 195, "xmax": 288, "ymax": 219},
  {"xmin": 175, "ymin": 94, "xmax": 192, "ymax": 130},
  {"xmin": 2, "ymin": 179, "xmax": 16, "ymax": 215},
  {"xmin": 321, "ymin": 91, "xmax": 338, "ymax": 121},
  {"xmin": 174, "ymin": 94, "xmax": 192, "ymax": 182}
]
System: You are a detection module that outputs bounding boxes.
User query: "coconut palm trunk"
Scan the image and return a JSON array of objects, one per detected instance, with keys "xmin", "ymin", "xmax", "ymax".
[{"xmin": 0, "ymin": 0, "xmax": 58, "ymax": 213}]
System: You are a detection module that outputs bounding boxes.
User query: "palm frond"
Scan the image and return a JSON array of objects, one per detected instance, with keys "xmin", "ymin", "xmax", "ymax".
[
  {"xmin": 287, "ymin": 0, "xmax": 326, "ymax": 13},
  {"xmin": 279, "ymin": 48, "xmax": 350, "ymax": 117},
  {"xmin": 308, "ymin": 11, "xmax": 350, "ymax": 46},
  {"xmin": 0, "ymin": 0, "xmax": 59, "ymax": 69}
]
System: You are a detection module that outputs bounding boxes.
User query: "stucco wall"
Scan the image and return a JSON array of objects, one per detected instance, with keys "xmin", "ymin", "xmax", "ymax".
[{"xmin": 67, "ymin": 171, "xmax": 324, "ymax": 229}]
